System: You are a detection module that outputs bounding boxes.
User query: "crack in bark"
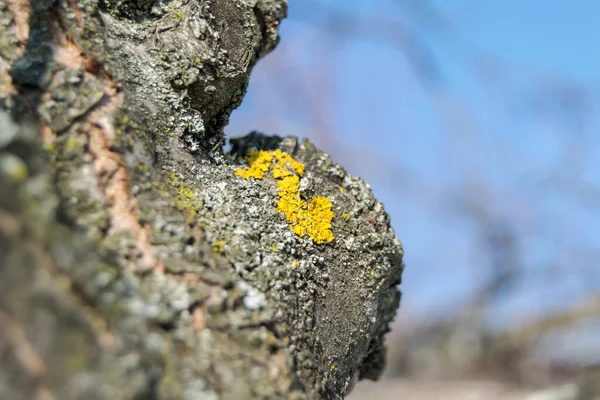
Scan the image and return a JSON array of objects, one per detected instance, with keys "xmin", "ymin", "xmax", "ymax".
[
  {"xmin": 85, "ymin": 94, "xmax": 160, "ymax": 271},
  {"xmin": 46, "ymin": 20, "xmax": 163, "ymax": 273}
]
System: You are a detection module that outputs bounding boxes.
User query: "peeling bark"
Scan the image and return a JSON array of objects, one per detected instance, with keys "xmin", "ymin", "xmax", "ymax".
[{"xmin": 0, "ymin": 0, "xmax": 403, "ymax": 399}]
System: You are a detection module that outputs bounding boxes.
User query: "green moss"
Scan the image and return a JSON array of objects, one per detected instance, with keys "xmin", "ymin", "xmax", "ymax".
[
  {"xmin": 55, "ymin": 133, "xmax": 86, "ymax": 160},
  {"xmin": 65, "ymin": 137, "xmax": 79, "ymax": 150},
  {"xmin": 115, "ymin": 113, "xmax": 147, "ymax": 141},
  {"xmin": 167, "ymin": 171, "xmax": 203, "ymax": 219},
  {"xmin": 45, "ymin": 142, "xmax": 56, "ymax": 152}
]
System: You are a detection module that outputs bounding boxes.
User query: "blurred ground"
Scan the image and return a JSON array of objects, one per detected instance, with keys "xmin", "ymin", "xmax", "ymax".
[
  {"xmin": 349, "ymin": 379, "xmax": 580, "ymax": 400},
  {"xmin": 226, "ymin": 1, "xmax": 600, "ymax": 398}
]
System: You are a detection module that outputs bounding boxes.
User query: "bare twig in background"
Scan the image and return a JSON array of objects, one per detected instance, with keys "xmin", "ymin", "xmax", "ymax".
[{"xmin": 230, "ymin": 1, "xmax": 600, "ymax": 395}]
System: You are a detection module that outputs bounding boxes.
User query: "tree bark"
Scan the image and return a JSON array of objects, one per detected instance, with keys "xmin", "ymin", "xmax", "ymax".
[{"xmin": 0, "ymin": 0, "xmax": 403, "ymax": 398}]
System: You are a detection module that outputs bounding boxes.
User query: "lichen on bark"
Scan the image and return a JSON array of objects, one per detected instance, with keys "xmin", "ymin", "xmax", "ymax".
[{"xmin": 0, "ymin": 0, "xmax": 403, "ymax": 399}]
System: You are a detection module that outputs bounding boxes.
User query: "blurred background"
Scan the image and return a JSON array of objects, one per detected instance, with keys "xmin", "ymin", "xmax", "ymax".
[{"xmin": 226, "ymin": 1, "xmax": 600, "ymax": 398}]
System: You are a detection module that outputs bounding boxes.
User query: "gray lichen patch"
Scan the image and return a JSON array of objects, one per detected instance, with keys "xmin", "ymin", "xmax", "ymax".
[
  {"xmin": 54, "ymin": 0, "xmax": 105, "ymax": 58},
  {"xmin": 0, "ymin": 0, "xmax": 22, "ymax": 64},
  {"xmin": 38, "ymin": 68, "xmax": 105, "ymax": 132}
]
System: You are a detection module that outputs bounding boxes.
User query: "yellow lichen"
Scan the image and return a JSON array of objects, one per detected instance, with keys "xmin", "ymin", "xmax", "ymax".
[
  {"xmin": 236, "ymin": 149, "xmax": 334, "ymax": 244},
  {"xmin": 365, "ymin": 265, "xmax": 375, "ymax": 276},
  {"xmin": 213, "ymin": 240, "xmax": 225, "ymax": 254},
  {"xmin": 235, "ymin": 150, "xmax": 275, "ymax": 180},
  {"xmin": 305, "ymin": 196, "xmax": 334, "ymax": 244},
  {"xmin": 272, "ymin": 149, "xmax": 304, "ymax": 177}
]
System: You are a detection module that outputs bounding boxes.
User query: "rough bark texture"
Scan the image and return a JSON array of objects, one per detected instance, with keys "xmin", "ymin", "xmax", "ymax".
[{"xmin": 0, "ymin": 0, "xmax": 404, "ymax": 399}]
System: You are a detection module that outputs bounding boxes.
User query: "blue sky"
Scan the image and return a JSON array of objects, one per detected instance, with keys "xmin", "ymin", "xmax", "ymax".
[{"xmin": 227, "ymin": 1, "xmax": 600, "ymax": 325}]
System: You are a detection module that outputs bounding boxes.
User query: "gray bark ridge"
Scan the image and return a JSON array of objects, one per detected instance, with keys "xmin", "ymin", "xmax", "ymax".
[{"xmin": 0, "ymin": 0, "xmax": 404, "ymax": 398}]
